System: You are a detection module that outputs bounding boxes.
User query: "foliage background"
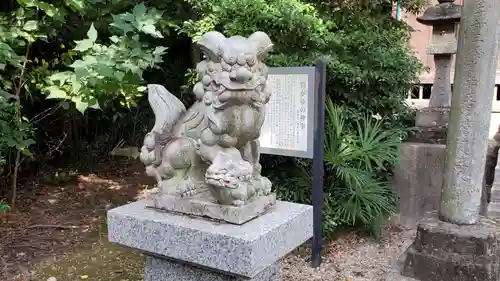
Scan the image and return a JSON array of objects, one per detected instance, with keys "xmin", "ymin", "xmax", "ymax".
[{"xmin": 0, "ymin": 0, "xmax": 424, "ymax": 235}]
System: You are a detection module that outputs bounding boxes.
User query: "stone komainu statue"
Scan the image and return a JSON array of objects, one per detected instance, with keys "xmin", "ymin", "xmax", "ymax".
[{"xmin": 139, "ymin": 31, "xmax": 274, "ymax": 207}]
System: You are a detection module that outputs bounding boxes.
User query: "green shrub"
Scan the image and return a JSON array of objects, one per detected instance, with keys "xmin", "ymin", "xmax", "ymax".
[
  {"xmin": 0, "ymin": 0, "xmax": 169, "ymax": 204},
  {"xmin": 0, "ymin": 200, "xmax": 10, "ymax": 213},
  {"xmin": 324, "ymin": 99, "xmax": 401, "ymax": 235},
  {"xmin": 183, "ymin": 0, "xmax": 422, "ymax": 117}
]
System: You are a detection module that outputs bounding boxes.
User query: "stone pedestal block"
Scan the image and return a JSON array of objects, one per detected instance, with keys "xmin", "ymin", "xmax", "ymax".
[
  {"xmin": 392, "ymin": 143, "xmax": 446, "ymax": 228},
  {"xmin": 107, "ymin": 200, "xmax": 313, "ymax": 280},
  {"xmin": 482, "ymin": 141, "xmax": 499, "ymax": 215},
  {"xmin": 387, "ymin": 213, "xmax": 500, "ymax": 281}
]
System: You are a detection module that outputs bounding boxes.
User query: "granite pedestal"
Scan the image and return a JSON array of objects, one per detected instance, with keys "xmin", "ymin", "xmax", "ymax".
[
  {"xmin": 386, "ymin": 213, "xmax": 500, "ymax": 281},
  {"xmin": 107, "ymin": 200, "xmax": 313, "ymax": 281},
  {"xmin": 487, "ymin": 171, "xmax": 500, "ymax": 218}
]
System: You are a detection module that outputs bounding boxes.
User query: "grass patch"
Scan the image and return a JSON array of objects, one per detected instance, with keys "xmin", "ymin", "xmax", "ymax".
[{"xmin": 31, "ymin": 220, "xmax": 144, "ymax": 281}]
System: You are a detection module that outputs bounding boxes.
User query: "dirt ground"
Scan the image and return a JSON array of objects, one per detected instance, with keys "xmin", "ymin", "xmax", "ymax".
[
  {"xmin": 0, "ymin": 160, "xmax": 414, "ymax": 281},
  {"xmin": 0, "ymin": 159, "xmax": 153, "ymax": 280}
]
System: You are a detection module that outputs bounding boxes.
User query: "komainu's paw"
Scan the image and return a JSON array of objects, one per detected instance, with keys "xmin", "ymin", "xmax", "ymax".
[
  {"xmin": 159, "ymin": 178, "xmax": 197, "ymax": 197},
  {"xmin": 253, "ymin": 176, "xmax": 272, "ymax": 196},
  {"xmin": 180, "ymin": 183, "xmax": 197, "ymax": 197},
  {"xmin": 260, "ymin": 177, "xmax": 272, "ymax": 195},
  {"xmin": 232, "ymin": 199, "xmax": 245, "ymax": 206},
  {"xmin": 144, "ymin": 187, "xmax": 161, "ymax": 198}
]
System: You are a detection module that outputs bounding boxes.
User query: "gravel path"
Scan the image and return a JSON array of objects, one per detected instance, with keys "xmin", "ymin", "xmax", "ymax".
[{"xmin": 281, "ymin": 226, "xmax": 415, "ymax": 281}]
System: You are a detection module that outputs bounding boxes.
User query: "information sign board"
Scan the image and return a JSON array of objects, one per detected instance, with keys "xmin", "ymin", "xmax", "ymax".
[{"xmin": 259, "ymin": 67, "xmax": 316, "ymax": 159}]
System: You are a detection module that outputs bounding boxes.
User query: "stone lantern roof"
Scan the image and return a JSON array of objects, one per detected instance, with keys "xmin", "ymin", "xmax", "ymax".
[{"xmin": 417, "ymin": 0, "xmax": 461, "ymax": 25}]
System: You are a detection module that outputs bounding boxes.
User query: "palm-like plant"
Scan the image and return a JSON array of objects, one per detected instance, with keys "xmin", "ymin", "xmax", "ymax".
[
  {"xmin": 281, "ymin": 97, "xmax": 402, "ymax": 236},
  {"xmin": 324, "ymin": 97, "xmax": 400, "ymax": 226}
]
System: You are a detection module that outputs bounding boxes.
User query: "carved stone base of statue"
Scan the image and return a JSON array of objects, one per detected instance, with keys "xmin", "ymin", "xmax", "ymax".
[
  {"xmin": 108, "ymin": 200, "xmax": 312, "ymax": 281},
  {"xmin": 145, "ymin": 188, "xmax": 277, "ymax": 224}
]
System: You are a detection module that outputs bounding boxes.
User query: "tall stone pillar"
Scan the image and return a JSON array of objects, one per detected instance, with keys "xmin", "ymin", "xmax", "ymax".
[
  {"xmin": 387, "ymin": 1, "xmax": 500, "ymax": 281},
  {"xmin": 438, "ymin": 0, "xmax": 500, "ymax": 224}
]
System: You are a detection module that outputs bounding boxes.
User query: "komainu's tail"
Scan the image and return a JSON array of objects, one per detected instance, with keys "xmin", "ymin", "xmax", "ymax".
[{"xmin": 147, "ymin": 84, "xmax": 186, "ymax": 136}]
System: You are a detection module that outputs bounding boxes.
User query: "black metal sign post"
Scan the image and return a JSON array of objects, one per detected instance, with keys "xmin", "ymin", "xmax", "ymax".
[
  {"xmin": 311, "ymin": 59, "xmax": 327, "ymax": 268},
  {"xmin": 260, "ymin": 62, "xmax": 327, "ymax": 268}
]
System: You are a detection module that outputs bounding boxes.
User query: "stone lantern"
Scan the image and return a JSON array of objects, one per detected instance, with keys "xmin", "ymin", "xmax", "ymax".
[
  {"xmin": 415, "ymin": 0, "xmax": 461, "ymax": 143},
  {"xmin": 393, "ymin": 0, "xmax": 462, "ymax": 229}
]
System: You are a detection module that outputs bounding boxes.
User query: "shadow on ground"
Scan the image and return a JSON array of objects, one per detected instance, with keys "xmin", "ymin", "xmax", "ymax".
[{"xmin": 0, "ymin": 159, "xmax": 154, "ymax": 280}]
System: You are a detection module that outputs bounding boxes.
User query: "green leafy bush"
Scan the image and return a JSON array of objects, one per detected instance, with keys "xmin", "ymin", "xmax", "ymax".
[
  {"xmin": 184, "ymin": 0, "xmax": 422, "ymax": 117},
  {"xmin": 323, "ymin": 99, "xmax": 401, "ymax": 234},
  {"xmin": 42, "ymin": 3, "xmax": 168, "ymax": 112},
  {"xmin": 0, "ymin": 0, "xmax": 169, "ymax": 206},
  {"xmin": 0, "ymin": 199, "xmax": 10, "ymax": 213}
]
